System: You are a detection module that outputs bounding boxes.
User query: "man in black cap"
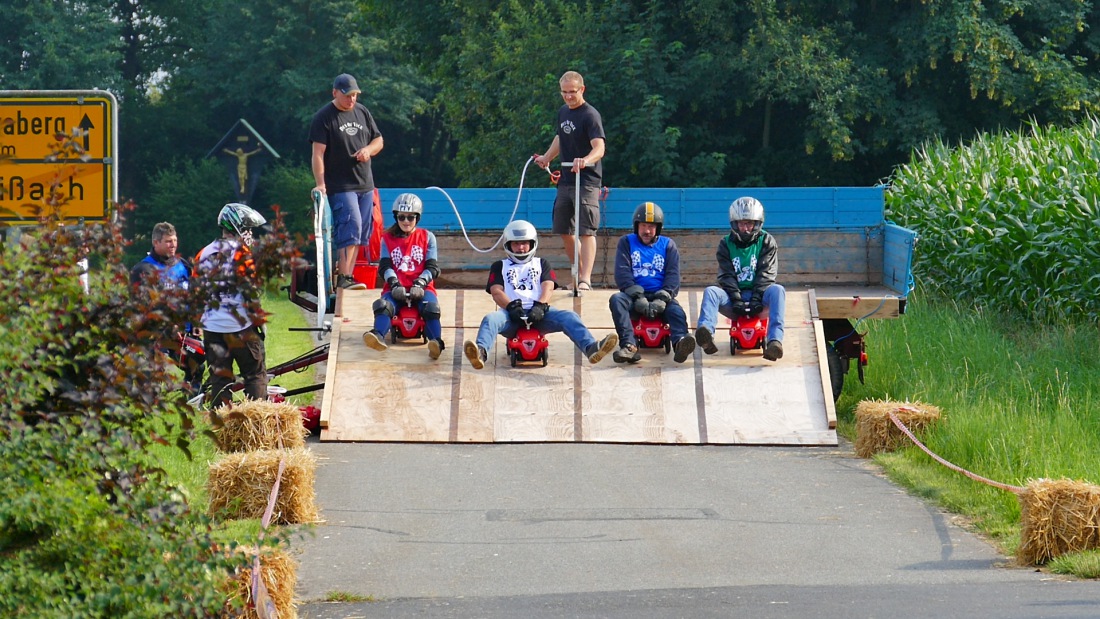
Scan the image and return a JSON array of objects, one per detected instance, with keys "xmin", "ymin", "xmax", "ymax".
[{"xmin": 309, "ymin": 73, "xmax": 385, "ymax": 290}]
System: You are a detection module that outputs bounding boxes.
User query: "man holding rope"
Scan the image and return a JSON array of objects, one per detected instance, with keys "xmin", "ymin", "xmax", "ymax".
[{"xmin": 534, "ymin": 70, "xmax": 605, "ymax": 294}]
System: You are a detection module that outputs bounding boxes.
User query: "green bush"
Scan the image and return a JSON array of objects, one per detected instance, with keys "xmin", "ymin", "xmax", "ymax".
[
  {"xmin": 0, "ymin": 150, "xmax": 298, "ymax": 614},
  {"xmin": 886, "ymin": 115, "xmax": 1100, "ymax": 323}
]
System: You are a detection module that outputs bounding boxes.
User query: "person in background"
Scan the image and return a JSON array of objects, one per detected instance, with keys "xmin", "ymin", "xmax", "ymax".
[
  {"xmin": 309, "ymin": 72, "xmax": 384, "ymax": 290},
  {"xmin": 193, "ymin": 203, "xmax": 269, "ymax": 408},
  {"xmin": 533, "ymin": 70, "xmax": 605, "ymax": 293},
  {"xmin": 131, "ymin": 221, "xmax": 203, "ymax": 389}
]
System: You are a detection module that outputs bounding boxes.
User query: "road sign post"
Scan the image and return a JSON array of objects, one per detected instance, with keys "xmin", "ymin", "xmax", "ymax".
[{"xmin": 0, "ymin": 90, "xmax": 118, "ymax": 223}]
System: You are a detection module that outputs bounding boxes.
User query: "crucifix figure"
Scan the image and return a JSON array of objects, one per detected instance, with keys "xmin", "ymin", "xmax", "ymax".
[{"xmin": 223, "ymin": 146, "xmax": 263, "ymax": 192}]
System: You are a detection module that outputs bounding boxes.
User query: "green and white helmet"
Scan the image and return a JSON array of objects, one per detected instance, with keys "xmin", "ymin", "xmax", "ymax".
[
  {"xmin": 218, "ymin": 202, "xmax": 266, "ymax": 245},
  {"xmin": 728, "ymin": 197, "xmax": 764, "ymax": 244},
  {"xmin": 218, "ymin": 202, "xmax": 267, "ymax": 236}
]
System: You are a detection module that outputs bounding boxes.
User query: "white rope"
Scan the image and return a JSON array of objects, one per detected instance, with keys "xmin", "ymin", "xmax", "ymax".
[{"xmin": 426, "ymin": 156, "xmax": 539, "ymax": 254}]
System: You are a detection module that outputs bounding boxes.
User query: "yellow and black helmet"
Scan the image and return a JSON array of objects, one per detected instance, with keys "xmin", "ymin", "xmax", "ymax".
[{"xmin": 632, "ymin": 201, "xmax": 664, "ymax": 236}]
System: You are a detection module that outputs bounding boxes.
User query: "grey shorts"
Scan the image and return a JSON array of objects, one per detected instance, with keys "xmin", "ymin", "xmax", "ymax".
[{"xmin": 551, "ymin": 184, "xmax": 601, "ymax": 235}]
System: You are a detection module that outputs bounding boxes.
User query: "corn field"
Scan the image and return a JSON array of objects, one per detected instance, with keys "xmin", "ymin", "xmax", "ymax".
[{"xmin": 886, "ymin": 115, "xmax": 1100, "ymax": 323}]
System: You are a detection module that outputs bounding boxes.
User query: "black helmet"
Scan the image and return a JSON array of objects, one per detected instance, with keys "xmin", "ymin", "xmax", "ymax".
[
  {"xmin": 728, "ymin": 197, "xmax": 764, "ymax": 244},
  {"xmin": 632, "ymin": 202, "xmax": 664, "ymax": 237}
]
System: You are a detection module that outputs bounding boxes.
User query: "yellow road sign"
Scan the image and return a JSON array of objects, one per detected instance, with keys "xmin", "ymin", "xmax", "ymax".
[
  {"xmin": 0, "ymin": 91, "xmax": 117, "ymax": 222},
  {"xmin": 0, "ymin": 162, "xmax": 110, "ymax": 220}
]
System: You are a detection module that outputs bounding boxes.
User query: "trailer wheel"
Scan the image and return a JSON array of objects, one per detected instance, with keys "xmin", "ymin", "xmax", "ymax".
[{"xmin": 827, "ymin": 346, "xmax": 844, "ymax": 402}]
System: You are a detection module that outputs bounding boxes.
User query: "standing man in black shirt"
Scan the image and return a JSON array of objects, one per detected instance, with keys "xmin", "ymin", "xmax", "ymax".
[
  {"xmin": 309, "ymin": 73, "xmax": 384, "ymax": 290},
  {"xmin": 534, "ymin": 70, "xmax": 606, "ymax": 293}
]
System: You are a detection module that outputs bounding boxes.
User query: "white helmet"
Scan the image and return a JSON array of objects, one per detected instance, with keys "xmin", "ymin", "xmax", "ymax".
[
  {"xmin": 392, "ymin": 193, "xmax": 423, "ymax": 220},
  {"xmin": 503, "ymin": 220, "xmax": 538, "ymax": 263},
  {"xmin": 728, "ymin": 197, "xmax": 764, "ymax": 244}
]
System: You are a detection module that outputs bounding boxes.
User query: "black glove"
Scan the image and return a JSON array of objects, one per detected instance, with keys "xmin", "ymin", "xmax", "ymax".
[
  {"xmin": 748, "ymin": 303, "xmax": 764, "ymax": 316},
  {"xmin": 632, "ymin": 295, "xmax": 651, "ymax": 316},
  {"xmin": 388, "ymin": 278, "xmax": 407, "ymax": 303},
  {"xmin": 648, "ymin": 289, "xmax": 671, "ymax": 317},
  {"xmin": 409, "ymin": 278, "xmax": 427, "ymax": 303},
  {"xmin": 624, "ymin": 284, "xmax": 645, "ymax": 299},
  {"xmin": 506, "ymin": 299, "xmax": 526, "ymax": 323},
  {"xmin": 727, "ymin": 290, "xmax": 747, "ymax": 314},
  {"xmin": 528, "ymin": 301, "xmax": 549, "ymax": 323}
]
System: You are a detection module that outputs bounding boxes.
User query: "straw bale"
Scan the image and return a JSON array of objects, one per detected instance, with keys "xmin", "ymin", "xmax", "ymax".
[
  {"xmin": 854, "ymin": 400, "xmax": 942, "ymax": 458},
  {"xmin": 207, "ymin": 448, "xmax": 321, "ymax": 524},
  {"xmin": 1017, "ymin": 478, "xmax": 1100, "ymax": 566},
  {"xmin": 214, "ymin": 400, "xmax": 309, "ymax": 453},
  {"xmin": 224, "ymin": 547, "xmax": 298, "ymax": 619}
]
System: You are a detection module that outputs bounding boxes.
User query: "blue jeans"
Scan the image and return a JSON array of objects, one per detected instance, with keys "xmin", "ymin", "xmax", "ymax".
[
  {"xmin": 330, "ymin": 190, "xmax": 375, "ymax": 250},
  {"xmin": 608, "ymin": 292, "xmax": 690, "ymax": 348},
  {"xmin": 374, "ymin": 290, "xmax": 443, "ymax": 341},
  {"xmin": 697, "ymin": 284, "xmax": 786, "ymax": 342},
  {"xmin": 475, "ymin": 307, "xmax": 597, "ymax": 353}
]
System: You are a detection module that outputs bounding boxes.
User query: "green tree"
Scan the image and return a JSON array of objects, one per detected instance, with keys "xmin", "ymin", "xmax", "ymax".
[{"xmin": 0, "ymin": 0, "xmax": 123, "ymax": 90}]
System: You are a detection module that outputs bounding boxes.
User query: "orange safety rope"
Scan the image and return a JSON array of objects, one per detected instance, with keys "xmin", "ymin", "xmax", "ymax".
[{"xmin": 887, "ymin": 411, "xmax": 1025, "ymax": 494}]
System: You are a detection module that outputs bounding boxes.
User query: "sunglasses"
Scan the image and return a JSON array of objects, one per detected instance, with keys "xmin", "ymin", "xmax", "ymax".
[{"xmin": 396, "ymin": 214, "xmax": 418, "ymax": 222}]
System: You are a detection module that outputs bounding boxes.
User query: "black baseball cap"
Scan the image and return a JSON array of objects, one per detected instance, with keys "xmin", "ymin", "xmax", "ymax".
[{"xmin": 333, "ymin": 73, "xmax": 361, "ymax": 95}]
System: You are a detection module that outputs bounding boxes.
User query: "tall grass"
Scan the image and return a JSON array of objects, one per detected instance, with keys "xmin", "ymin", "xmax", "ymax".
[
  {"xmin": 886, "ymin": 114, "xmax": 1100, "ymax": 323},
  {"xmin": 838, "ymin": 289, "xmax": 1100, "ymax": 555}
]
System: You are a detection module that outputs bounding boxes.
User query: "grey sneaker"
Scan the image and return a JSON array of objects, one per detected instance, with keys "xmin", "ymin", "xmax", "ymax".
[
  {"xmin": 673, "ymin": 335, "xmax": 697, "ymax": 363},
  {"xmin": 338, "ymin": 274, "xmax": 367, "ymax": 290},
  {"xmin": 586, "ymin": 334, "xmax": 619, "ymax": 364},
  {"xmin": 695, "ymin": 326, "xmax": 718, "ymax": 355},
  {"xmin": 428, "ymin": 338, "xmax": 445, "ymax": 360},
  {"xmin": 362, "ymin": 330, "xmax": 387, "ymax": 351},
  {"xmin": 763, "ymin": 339, "xmax": 784, "ymax": 361},
  {"xmin": 613, "ymin": 343, "xmax": 641, "ymax": 364},
  {"xmin": 464, "ymin": 340, "xmax": 487, "ymax": 370}
]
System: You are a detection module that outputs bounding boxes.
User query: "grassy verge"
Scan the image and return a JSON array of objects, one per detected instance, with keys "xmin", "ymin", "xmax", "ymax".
[
  {"xmin": 152, "ymin": 290, "xmax": 318, "ymax": 542},
  {"xmin": 836, "ymin": 290, "xmax": 1100, "ymax": 577}
]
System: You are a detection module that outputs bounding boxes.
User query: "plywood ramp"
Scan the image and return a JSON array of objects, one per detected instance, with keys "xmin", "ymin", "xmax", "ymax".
[{"xmin": 320, "ymin": 289, "xmax": 837, "ymax": 446}]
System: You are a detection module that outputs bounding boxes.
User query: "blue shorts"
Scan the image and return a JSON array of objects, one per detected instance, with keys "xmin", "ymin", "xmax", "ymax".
[{"xmin": 330, "ymin": 191, "xmax": 375, "ymax": 250}]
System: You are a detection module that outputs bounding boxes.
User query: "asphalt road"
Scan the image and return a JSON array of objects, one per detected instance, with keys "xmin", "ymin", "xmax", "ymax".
[{"xmin": 293, "ymin": 440, "xmax": 1100, "ymax": 619}]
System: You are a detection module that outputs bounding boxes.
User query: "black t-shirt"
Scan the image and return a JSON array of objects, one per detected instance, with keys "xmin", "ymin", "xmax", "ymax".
[
  {"xmin": 557, "ymin": 102, "xmax": 605, "ymax": 186},
  {"xmin": 308, "ymin": 102, "xmax": 383, "ymax": 193}
]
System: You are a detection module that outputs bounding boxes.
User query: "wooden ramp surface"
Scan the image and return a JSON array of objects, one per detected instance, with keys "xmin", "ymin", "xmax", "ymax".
[{"xmin": 320, "ymin": 289, "xmax": 837, "ymax": 446}]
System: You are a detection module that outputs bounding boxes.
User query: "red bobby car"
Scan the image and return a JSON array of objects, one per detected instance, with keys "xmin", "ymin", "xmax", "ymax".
[
  {"xmin": 729, "ymin": 314, "xmax": 769, "ymax": 355},
  {"xmin": 507, "ymin": 325, "xmax": 549, "ymax": 367},
  {"xmin": 390, "ymin": 304, "xmax": 427, "ymax": 344},
  {"xmin": 632, "ymin": 315, "xmax": 671, "ymax": 353}
]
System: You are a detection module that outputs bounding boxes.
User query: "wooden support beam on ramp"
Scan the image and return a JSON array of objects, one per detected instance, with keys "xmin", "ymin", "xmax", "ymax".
[{"xmin": 320, "ymin": 289, "xmax": 837, "ymax": 446}]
